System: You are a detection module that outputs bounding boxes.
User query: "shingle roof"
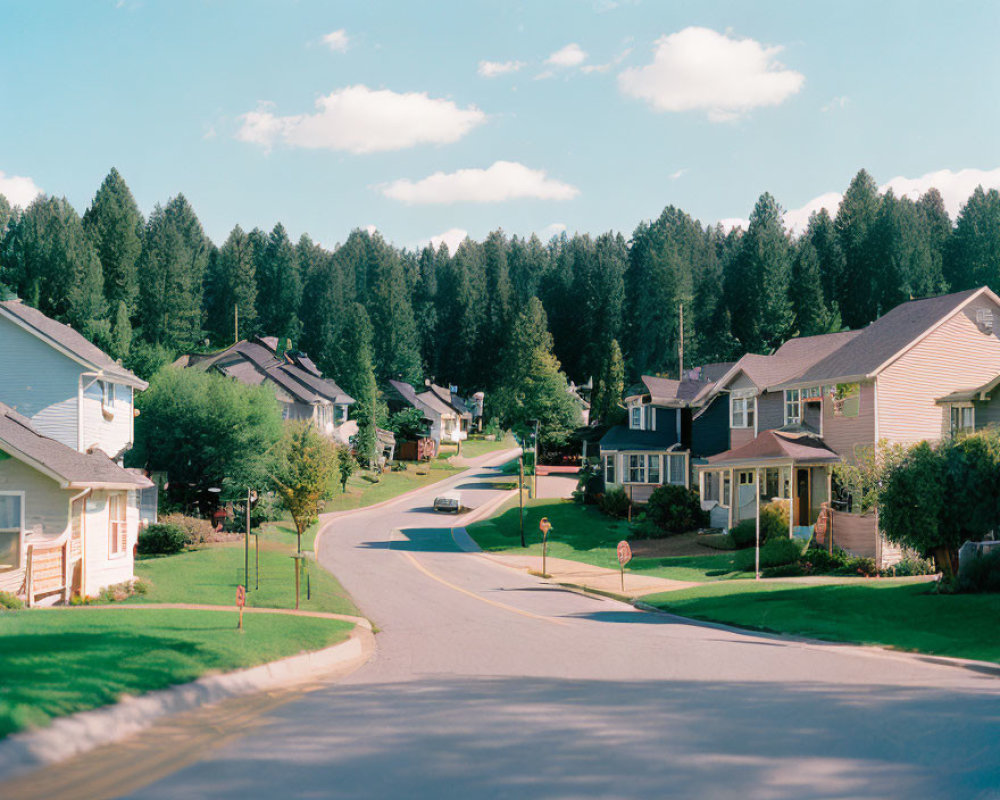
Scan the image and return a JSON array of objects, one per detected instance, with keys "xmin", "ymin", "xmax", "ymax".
[
  {"xmin": 935, "ymin": 373, "xmax": 1000, "ymax": 404},
  {"xmin": 0, "ymin": 300, "xmax": 147, "ymax": 389},
  {"xmin": 426, "ymin": 383, "xmax": 472, "ymax": 419},
  {"xmin": 189, "ymin": 340, "xmax": 354, "ymax": 406},
  {"xmin": 0, "ymin": 403, "xmax": 152, "ymax": 489},
  {"xmin": 599, "ymin": 425, "xmax": 680, "ymax": 451},
  {"xmin": 780, "ymin": 288, "xmax": 988, "ymax": 388},
  {"xmin": 723, "ymin": 330, "xmax": 862, "ymax": 391},
  {"xmin": 705, "ymin": 430, "xmax": 840, "ymax": 466}
]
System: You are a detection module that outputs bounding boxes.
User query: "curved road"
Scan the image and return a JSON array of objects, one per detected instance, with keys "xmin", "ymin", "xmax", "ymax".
[{"xmin": 113, "ymin": 452, "xmax": 1000, "ymax": 797}]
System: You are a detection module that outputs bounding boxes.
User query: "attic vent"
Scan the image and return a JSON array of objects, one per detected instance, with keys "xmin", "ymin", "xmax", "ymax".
[{"xmin": 975, "ymin": 307, "xmax": 994, "ymax": 333}]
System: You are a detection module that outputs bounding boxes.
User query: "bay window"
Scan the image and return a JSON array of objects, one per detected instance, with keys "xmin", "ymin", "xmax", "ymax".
[{"xmin": 627, "ymin": 454, "xmax": 646, "ymax": 483}]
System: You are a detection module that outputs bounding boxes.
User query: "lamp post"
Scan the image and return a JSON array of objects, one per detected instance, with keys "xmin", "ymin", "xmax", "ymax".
[{"xmin": 531, "ymin": 418, "xmax": 540, "ymax": 499}]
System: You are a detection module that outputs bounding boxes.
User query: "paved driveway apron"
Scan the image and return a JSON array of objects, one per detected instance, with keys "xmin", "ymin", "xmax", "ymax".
[{"xmin": 131, "ymin": 452, "xmax": 1000, "ymax": 800}]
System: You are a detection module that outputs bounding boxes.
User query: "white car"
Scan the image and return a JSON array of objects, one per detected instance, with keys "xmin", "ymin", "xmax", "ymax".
[{"xmin": 433, "ymin": 491, "xmax": 462, "ymax": 513}]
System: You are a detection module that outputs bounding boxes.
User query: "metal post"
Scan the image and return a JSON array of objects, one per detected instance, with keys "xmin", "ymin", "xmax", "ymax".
[
  {"xmin": 245, "ymin": 487, "xmax": 251, "ymax": 592},
  {"xmin": 519, "ymin": 454, "xmax": 525, "ymax": 548},
  {"xmin": 294, "ymin": 557, "xmax": 300, "ymax": 610},
  {"xmin": 542, "ymin": 529, "xmax": 548, "ymax": 578},
  {"xmin": 255, "ymin": 531, "xmax": 259, "ymax": 590},
  {"xmin": 754, "ymin": 467, "xmax": 761, "ymax": 580}
]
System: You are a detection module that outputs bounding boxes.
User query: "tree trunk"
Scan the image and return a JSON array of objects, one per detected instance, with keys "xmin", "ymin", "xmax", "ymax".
[{"xmin": 931, "ymin": 546, "xmax": 959, "ymax": 582}]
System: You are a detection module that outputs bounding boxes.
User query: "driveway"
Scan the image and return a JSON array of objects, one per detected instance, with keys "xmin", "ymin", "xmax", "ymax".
[{"xmin": 19, "ymin": 450, "xmax": 999, "ymax": 799}]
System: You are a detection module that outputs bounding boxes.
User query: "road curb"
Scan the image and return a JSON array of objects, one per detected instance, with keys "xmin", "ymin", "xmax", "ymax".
[{"xmin": 0, "ymin": 620, "xmax": 374, "ymax": 783}]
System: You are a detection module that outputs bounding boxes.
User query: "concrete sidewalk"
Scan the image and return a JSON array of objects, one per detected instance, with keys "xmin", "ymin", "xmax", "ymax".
[{"xmin": 456, "ymin": 538, "xmax": 701, "ymax": 598}]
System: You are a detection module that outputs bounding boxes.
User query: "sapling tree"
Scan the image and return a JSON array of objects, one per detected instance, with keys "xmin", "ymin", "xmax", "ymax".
[{"xmin": 272, "ymin": 423, "xmax": 336, "ymax": 554}]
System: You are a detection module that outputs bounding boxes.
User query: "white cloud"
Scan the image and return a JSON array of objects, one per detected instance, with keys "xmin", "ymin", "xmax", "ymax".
[
  {"xmin": 423, "ymin": 228, "xmax": 469, "ymax": 252},
  {"xmin": 478, "ymin": 59, "xmax": 525, "ymax": 78},
  {"xmin": 322, "ymin": 29, "xmax": 349, "ymax": 52},
  {"xmin": 717, "ymin": 217, "xmax": 748, "ymax": 233},
  {"xmin": 539, "ymin": 222, "xmax": 567, "ymax": 239},
  {"xmin": 669, "ymin": 168, "xmax": 687, "ymax": 180},
  {"xmin": 381, "ymin": 161, "xmax": 579, "ymax": 205},
  {"xmin": 782, "ymin": 191, "xmax": 843, "ymax": 235},
  {"xmin": 236, "ymin": 86, "xmax": 486, "ymax": 154},
  {"xmin": 821, "ymin": 95, "xmax": 849, "ymax": 113},
  {"xmin": 581, "ymin": 46, "xmax": 632, "ymax": 74},
  {"xmin": 533, "ymin": 70, "xmax": 556, "ymax": 81},
  {"xmin": 0, "ymin": 170, "xmax": 42, "ymax": 208},
  {"xmin": 618, "ymin": 27, "xmax": 804, "ymax": 121},
  {"xmin": 364, "ymin": 223, "xmax": 377, "ymax": 235},
  {"xmin": 546, "ymin": 43, "xmax": 587, "ymax": 68}
]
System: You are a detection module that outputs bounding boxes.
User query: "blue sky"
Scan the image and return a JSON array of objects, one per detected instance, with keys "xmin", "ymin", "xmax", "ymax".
[{"xmin": 2, "ymin": 0, "xmax": 999, "ymax": 250}]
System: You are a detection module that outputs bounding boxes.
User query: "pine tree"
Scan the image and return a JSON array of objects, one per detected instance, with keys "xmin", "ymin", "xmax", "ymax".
[
  {"xmin": 508, "ymin": 234, "xmax": 548, "ymax": 307},
  {"xmin": 0, "ymin": 194, "xmax": 13, "ymax": 237},
  {"xmin": 338, "ymin": 303, "xmax": 379, "ymax": 467},
  {"xmin": 478, "ymin": 229, "xmax": 513, "ymax": 389},
  {"xmin": 364, "ymin": 233, "xmax": 421, "ymax": 384},
  {"xmin": 625, "ymin": 220, "xmax": 680, "ymax": 376},
  {"xmin": 414, "ymin": 245, "xmax": 440, "ymax": 378},
  {"xmin": 82, "ymin": 168, "xmax": 144, "ymax": 316},
  {"xmin": 590, "ymin": 338, "xmax": 624, "ymax": 425},
  {"xmin": 299, "ymin": 234, "xmax": 345, "ymax": 374},
  {"xmin": 725, "ymin": 192, "xmax": 793, "ymax": 352},
  {"xmin": 835, "ymin": 170, "xmax": 881, "ymax": 327},
  {"xmin": 946, "ymin": 186, "xmax": 1000, "ymax": 292},
  {"xmin": 256, "ymin": 223, "xmax": 302, "ymax": 343},
  {"xmin": 803, "ymin": 209, "xmax": 844, "ymax": 309},
  {"xmin": 916, "ymin": 188, "xmax": 952, "ymax": 291},
  {"xmin": 0, "ymin": 195, "xmax": 106, "ymax": 335},
  {"xmin": 138, "ymin": 194, "xmax": 210, "ymax": 349},
  {"xmin": 790, "ymin": 238, "xmax": 841, "ymax": 336},
  {"xmin": 435, "ymin": 240, "xmax": 482, "ymax": 389},
  {"xmin": 494, "ymin": 297, "xmax": 581, "ymax": 455},
  {"xmin": 205, "ymin": 225, "xmax": 258, "ymax": 344},
  {"xmin": 109, "ymin": 299, "xmax": 133, "ymax": 361}
]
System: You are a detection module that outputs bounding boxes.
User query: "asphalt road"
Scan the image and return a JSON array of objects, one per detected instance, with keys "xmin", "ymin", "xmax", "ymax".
[{"xmin": 129, "ymin": 450, "xmax": 1000, "ymax": 800}]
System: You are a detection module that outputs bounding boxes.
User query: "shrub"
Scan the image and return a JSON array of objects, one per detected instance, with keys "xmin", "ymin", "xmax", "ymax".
[
  {"xmin": 801, "ymin": 546, "xmax": 851, "ymax": 574},
  {"xmin": 957, "ymin": 548, "xmax": 1000, "ymax": 593},
  {"xmin": 644, "ymin": 485, "xmax": 708, "ymax": 535},
  {"xmin": 137, "ymin": 523, "xmax": 186, "ymax": 555},
  {"xmin": 160, "ymin": 513, "xmax": 216, "ymax": 545},
  {"xmin": 734, "ymin": 537, "xmax": 806, "ymax": 572},
  {"xmin": 884, "ymin": 556, "xmax": 936, "ymax": 577},
  {"xmin": 729, "ymin": 503, "xmax": 789, "ymax": 549},
  {"xmin": 0, "ymin": 591, "xmax": 23, "ymax": 610},
  {"xmin": 835, "ymin": 556, "xmax": 878, "ymax": 577},
  {"xmin": 762, "ymin": 562, "xmax": 808, "ymax": 578},
  {"xmin": 599, "ymin": 488, "xmax": 632, "ymax": 519}
]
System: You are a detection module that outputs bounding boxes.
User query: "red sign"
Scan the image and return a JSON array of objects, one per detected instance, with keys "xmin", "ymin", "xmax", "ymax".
[
  {"xmin": 617, "ymin": 540, "xmax": 632, "ymax": 567},
  {"xmin": 236, "ymin": 584, "xmax": 246, "ymax": 608},
  {"xmin": 539, "ymin": 517, "xmax": 552, "ymax": 534},
  {"xmin": 815, "ymin": 505, "xmax": 828, "ymax": 536}
]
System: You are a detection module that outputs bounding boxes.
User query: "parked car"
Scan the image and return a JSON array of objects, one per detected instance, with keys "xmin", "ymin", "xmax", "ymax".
[{"xmin": 433, "ymin": 491, "xmax": 462, "ymax": 513}]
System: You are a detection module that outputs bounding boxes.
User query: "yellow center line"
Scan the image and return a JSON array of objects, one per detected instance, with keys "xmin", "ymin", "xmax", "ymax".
[{"xmin": 390, "ymin": 529, "xmax": 567, "ymax": 627}]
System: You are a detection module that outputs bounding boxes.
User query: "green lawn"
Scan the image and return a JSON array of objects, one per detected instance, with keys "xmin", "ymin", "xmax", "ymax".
[
  {"xmin": 466, "ymin": 498, "xmax": 739, "ymax": 582},
  {"xmin": 643, "ymin": 580, "xmax": 1000, "ymax": 663},
  {"xmin": 0, "ymin": 608, "xmax": 352, "ymax": 737},
  {"xmin": 134, "ymin": 521, "xmax": 360, "ymax": 617},
  {"xmin": 323, "ymin": 459, "xmax": 462, "ymax": 512},
  {"xmin": 454, "ymin": 434, "xmax": 517, "ymax": 460}
]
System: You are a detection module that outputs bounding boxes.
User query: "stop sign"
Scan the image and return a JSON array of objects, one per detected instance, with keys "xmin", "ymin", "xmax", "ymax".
[{"xmin": 617, "ymin": 540, "xmax": 632, "ymax": 567}]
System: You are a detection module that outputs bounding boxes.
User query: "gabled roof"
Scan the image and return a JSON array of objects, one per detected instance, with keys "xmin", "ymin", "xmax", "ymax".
[
  {"xmin": 599, "ymin": 425, "xmax": 680, "ymax": 452},
  {"xmin": 0, "ymin": 300, "xmax": 147, "ymax": 389},
  {"xmin": 185, "ymin": 339, "xmax": 354, "ymax": 406},
  {"xmin": 426, "ymin": 383, "xmax": 472, "ymax": 419},
  {"xmin": 778, "ymin": 287, "xmax": 995, "ymax": 390},
  {"xmin": 704, "ymin": 430, "xmax": 840, "ymax": 467},
  {"xmin": 0, "ymin": 403, "xmax": 152, "ymax": 489},
  {"xmin": 715, "ymin": 330, "xmax": 861, "ymax": 393}
]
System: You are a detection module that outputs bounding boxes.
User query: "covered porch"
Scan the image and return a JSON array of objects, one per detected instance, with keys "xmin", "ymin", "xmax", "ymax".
[{"xmin": 697, "ymin": 430, "xmax": 841, "ymax": 537}]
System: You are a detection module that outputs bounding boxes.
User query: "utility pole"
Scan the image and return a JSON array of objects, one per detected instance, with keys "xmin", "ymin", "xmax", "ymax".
[
  {"xmin": 678, "ymin": 302, "xmax": 684, "ymax": 380},
  {"xmin": 234, "ymin": 304, "xmax": 239, "ymax": 345},
  {"xmin": 519, "ymin": 453, "xmax": 526, "ymax": 547},
  {"xmin": 533, "ymin": 418, "xmax": 540, "ymax": 499}
]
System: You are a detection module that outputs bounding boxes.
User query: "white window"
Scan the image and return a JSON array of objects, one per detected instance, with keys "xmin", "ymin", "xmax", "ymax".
[
  {"xmin": 627, "ymin": 454, "xmax": 646, "ymax": 483},
  {"xmin": 109, "ymin": 493, "xmax": 127, "ymax": 557},
  {"xmin": 0, "ymin": 492, "xmax": 24, "ymax": 573},
  {"xmin": 629, "ymin": 405, "xmax": 642, "ymax": 430},
  {"xmin": 648, "ymin": 454, "xmax": 660, "ymax": 484},
  {"xmin": 738, "ymin": 470, "xmax": 755, "ymax": 485},
  {"xmin": 950, "ymin": 405, "xmax": 975, "ymax": 436},
  {"xmin": 722, "ymin": 471, "xmax": 731, "ymax": 507},
  {"xmin": 784, "ymin": 389, "xmax": 801, "ymax": 425},
  {"xmin": 99, "ymin": 380, "xmax": 115, "ymax": 419},
  {"xmin": 730, "ymin": 392, "xmax": 756, "ymax": 429},
  {"xmin": 604, "ymin": 454, "xmax": 616, "ymax": 484}
]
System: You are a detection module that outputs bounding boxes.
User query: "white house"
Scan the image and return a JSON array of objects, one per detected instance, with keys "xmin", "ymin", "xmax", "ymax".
[{"xmin": 0, "ymin": 300, "xmax": 153, "ymax": 604}]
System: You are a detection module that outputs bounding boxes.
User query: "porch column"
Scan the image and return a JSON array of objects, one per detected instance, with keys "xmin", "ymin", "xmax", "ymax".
[{"xmin": 789, "ymin": 463, "xmax": 795, "ymax": 539}]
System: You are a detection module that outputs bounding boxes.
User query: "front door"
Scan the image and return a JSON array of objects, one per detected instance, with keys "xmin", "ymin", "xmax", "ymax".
[{"xmin": 795, "ymin": 468, "xmax": 810, "ymax": 526}]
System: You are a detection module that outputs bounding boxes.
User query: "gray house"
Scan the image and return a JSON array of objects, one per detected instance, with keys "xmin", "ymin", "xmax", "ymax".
[
  {"xmin": 179, "ymin": 337, "xmax": 357, "ymax": 444},
  {"xmin": 387, "ymin": 380, "xmax": 473, "ymax": 449}
]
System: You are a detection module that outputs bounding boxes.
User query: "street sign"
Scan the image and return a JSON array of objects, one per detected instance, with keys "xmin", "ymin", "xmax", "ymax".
[
  {"xmin": 617, "ymin": 540, "xmax": 632, "ymax": 592},
  {"xmin": 236, "ymin": 584, "xmax": 246, "ymax": 631},
  {"xmin": 539, "ymin": 517, "xmax": 552, "ymax": 534},
  {"xmin": 815, "ymin": 507, "xmax": 828, "ymax": 536},
  {"xmin": 539, "ymin": 517, "xmax": 552, "ymax": 577}
]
